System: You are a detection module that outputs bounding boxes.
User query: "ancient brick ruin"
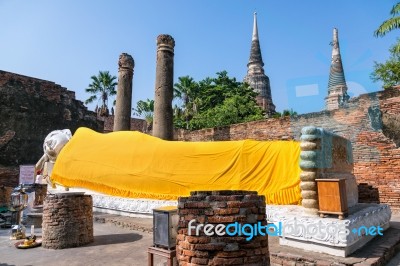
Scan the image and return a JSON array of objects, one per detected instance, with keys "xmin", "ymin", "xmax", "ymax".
[
  {"xmin": 102, "ymin": 115, "xmax": 147, "ymax": 133},
  {"xmin": 0, "ymin": 70, "xmax": 103, "ymax": 187},
  {"xmin": 177, "ymin": 191, "xmax": 269, "ymax": 265},
  {"xmin": 0, "ymin": 70, "xmax": 148, "ymax": 188},
  {"xmin": 42, "ymin": 193, "xmax": 93, "ymax": 249},
  {"xmin": 325, "ymin": 28, "xmax": 350, "ymax": 110},
  {"xmin": 244, "ymin": 12, "xmax": 275, "ymax": 116}
]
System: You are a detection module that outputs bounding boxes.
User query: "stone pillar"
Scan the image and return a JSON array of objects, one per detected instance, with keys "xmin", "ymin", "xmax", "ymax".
[
  {"xmin": 299, "ymin": 126, "xmax": 320, "ymax": 214},
  {"xmin": 153, "ymin": 34, "xmax": 175, "ymax": 140},
  {"xmin": 177, "ymin": 190, "xmax": 269, "ymax": 265},
  {"xmin": 113, "ymin": 53, "xmax": 134, "ymax": 131},
  {"xmin": 42, "ymin": 193, "xmax": 93, "ymax": 249}
]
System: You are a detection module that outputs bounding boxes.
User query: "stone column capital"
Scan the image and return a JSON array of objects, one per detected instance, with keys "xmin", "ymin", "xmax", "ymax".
[
  {"xmin": 157, "ymin": 34, "xmax": 175, "ymax": 53},
  {"xmin": 118, "ymin": 53, "xmax": 134, "ymax": 71}
]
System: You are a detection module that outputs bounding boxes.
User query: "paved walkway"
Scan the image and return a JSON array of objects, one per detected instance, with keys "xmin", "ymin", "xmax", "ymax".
[
  {"xmin": 0, "ymin": 213, "xmax": 399, "ymax": 266},
  {"xmin": 0, "ymin": 221, "xmax": 160, "ymax": 266}
]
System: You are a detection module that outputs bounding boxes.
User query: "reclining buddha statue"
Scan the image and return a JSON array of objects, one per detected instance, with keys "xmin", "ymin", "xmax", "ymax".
[{"xmin": 36, "ymin": 127, "xmax": 302, "ymax": 205}]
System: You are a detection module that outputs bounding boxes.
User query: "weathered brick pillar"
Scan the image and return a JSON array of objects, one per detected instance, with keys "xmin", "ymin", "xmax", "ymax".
[
  {"xmin": 42, "ymin": 193, "xmax": 93, "ymax": 249},
  {"xmin": 177, "ymin": 190, "xmax": 269, "ymax": 266},
  {"xmin": 153, "ymin": 34, "xmax": 175, "ymax": 140},
  {"xmin": 114, "ymin": 53, "xmax": 134, "ymax": 131}
]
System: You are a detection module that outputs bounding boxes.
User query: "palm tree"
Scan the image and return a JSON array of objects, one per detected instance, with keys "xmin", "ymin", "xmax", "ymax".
[
  {"xmin": 85, "ymin": 71, "xmax": 117, "ymax": 116},
  {"xmin": 174, "ymin": 76, "xmax": 199, "ymax": 129},
  {"xmin": 375, "ymin": 3, "xmax": 400, "ymax": 52},
  {"xmin": 133, "ymin": 99, "xmax": 154, "ymax": 132}
]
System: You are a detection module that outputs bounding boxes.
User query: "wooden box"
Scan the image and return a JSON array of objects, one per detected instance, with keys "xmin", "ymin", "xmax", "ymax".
[{"xmin": 316, "ymin": 178, "xmax": 348, "ymax": 219}]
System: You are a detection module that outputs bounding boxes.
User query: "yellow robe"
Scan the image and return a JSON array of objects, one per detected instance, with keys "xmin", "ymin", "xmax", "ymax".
[{"xmin": 51, "ymin": 127, "xmax": 301, "ymax": 204}]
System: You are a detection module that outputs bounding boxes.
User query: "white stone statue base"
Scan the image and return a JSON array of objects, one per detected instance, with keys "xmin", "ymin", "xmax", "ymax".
[
  {"xmin": 52, "ymin": 188, "xmax": 177, "ymax": 218},
  {"xmin": 266, "ymin": 204, "xmax": 391, "ymax": 257},
  {"xmin": 91, "ymin": 194, "xmax": 177, "ymax": 217}
]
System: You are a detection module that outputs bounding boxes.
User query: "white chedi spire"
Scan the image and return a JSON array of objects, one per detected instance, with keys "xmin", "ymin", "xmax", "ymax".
[{"xmin": 252, "ymin": 12, "xmax": 259, "ymax": 41}]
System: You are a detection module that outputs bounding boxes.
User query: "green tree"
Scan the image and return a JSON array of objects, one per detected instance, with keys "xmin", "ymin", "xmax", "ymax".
[
  {"xmin": 85, "ymin": 71, "xmax": 117, "ymax": 116},
  {"xmin": 371, "ymin": 41, "xmax": 400, "ymax": 89},
  {"xmin": 173, "ymin": 71, "xmax": 264, "ymax": 130},
  {"xmin": 282, "ymin": 109, "xmax": 298, "ymax": 117},
  {"xmin": 133, "ymin": 99, "xmax": 154, "ymax": 131},
  {"xmin": 270, "ymin": 109, "xmax": 297, "ymax": 119},
  {"xmin": 272, "ymin": 112, "xmax": 282, "ymax": 118},
  {"xmin": 375, "ymin": 3, "xmax": 400, "ymax": 37},
  {"xmin": 173, "ymin": 76, "xmax": 199, "ymax": 129},
  {"xmin": 375, "ymin": 3, "xmax": 400, "ymax": 52},
  {"xmin": 190, "ymin": 95, "xmax": 264, "ymax": 129}
]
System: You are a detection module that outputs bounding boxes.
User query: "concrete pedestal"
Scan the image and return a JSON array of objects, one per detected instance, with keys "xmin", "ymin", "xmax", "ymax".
[{"xmin": 266, "ymin": 203, "xmax": 391, "ymax": 257}]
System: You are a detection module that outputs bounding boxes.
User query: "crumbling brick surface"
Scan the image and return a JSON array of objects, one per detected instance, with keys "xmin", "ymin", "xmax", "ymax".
[
  {"xmin": 0, "ymin": 70, "xmax": 103, "ymax": 187},
  {"xmin": 42, "ymin": 194, "xmax": 93, "ymax": 249},
  {"xmin": 177, "ymin": 191, "xmax": 270, "ymax": 265}
]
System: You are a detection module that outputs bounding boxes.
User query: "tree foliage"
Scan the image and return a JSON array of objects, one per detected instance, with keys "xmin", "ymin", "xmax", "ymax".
[
  {"xmin": 371, "ymin": 41, "xmax": 400, "ymax": 89},
  {"xmin": 375, "ymin": 3, "xmax": 400, "ymax": 37},
  {"xmin": 85, "ymin": 71, "xmax": 117, "ymax": 116},
  {"xmin": 272, "ymin": 109, "xmax": 298, "ymax": 118},
  {"xmin": 173, "ymin": 71, "xmax": 264, "ymax": 130},
  {"xmin": 375, "ymin": 3, "xmax": 400, "ymax": 52},
  {"xmin": 173, "ymin": 76, "xmax": 200, "ymax": 129},
  {"xmin": 133, "ymin": 98, "xmax": 154, "ymax": 130}
]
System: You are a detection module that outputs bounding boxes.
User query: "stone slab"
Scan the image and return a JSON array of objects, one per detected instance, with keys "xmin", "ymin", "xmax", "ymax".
[
  {"xmin": 57, "ymin": 188, "xmax": 177, "ymax": 215},
  {"xmin": 266, "ymin": 203, "xmax": 391, "ymax": 257}
]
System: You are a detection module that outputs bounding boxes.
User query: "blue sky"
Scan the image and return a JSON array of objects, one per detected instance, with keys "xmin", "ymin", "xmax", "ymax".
[{"xmin": 0, "ymin": 1, "xmax": 398, "ymax": 115}]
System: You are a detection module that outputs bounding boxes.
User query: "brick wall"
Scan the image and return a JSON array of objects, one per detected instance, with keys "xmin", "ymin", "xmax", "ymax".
[
  {"xmin": 0, "ymin": 70, "xmax": 103, "ymax": 187},
  {"xmin": 0, "ymin": 70, "xmax": 146, "ymax": 187},
  {"xmin": 177, "ymin": 88, "xmax": 400, "ymax": 211},
  {"xmin": 101, "ymin": 115, "xmax": 146, "ymax": 133}
]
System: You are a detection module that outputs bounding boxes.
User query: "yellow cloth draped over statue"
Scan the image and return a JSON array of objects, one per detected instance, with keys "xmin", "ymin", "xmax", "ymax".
[{"xmin": 51, "ymin": 127, "xmax": 302, "ymax": 205}]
